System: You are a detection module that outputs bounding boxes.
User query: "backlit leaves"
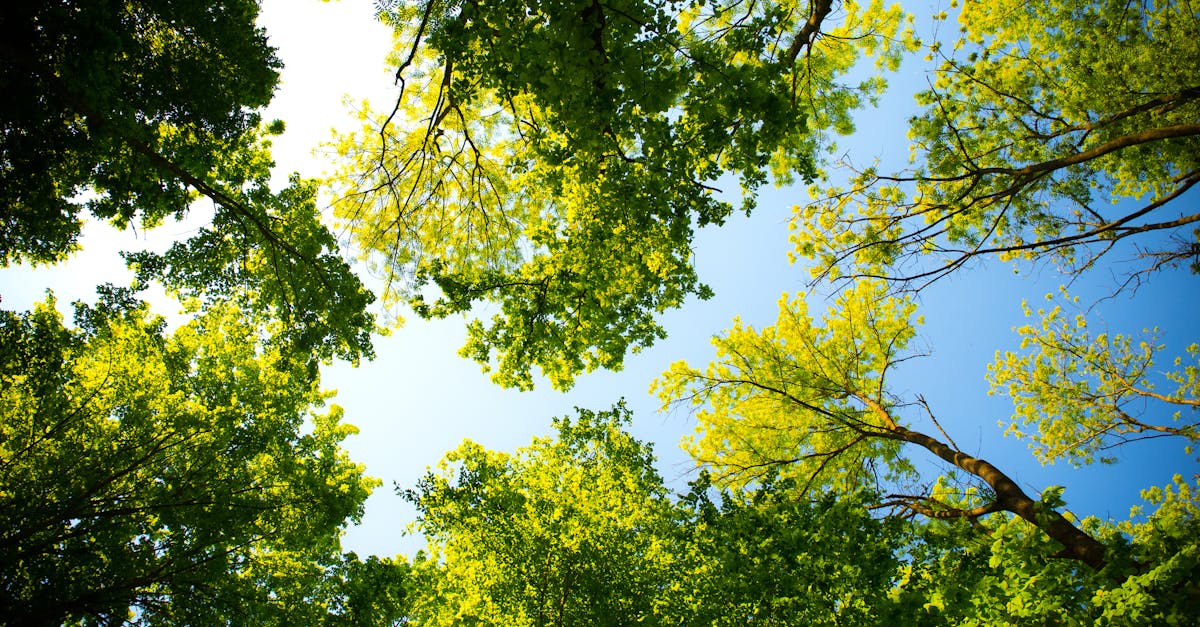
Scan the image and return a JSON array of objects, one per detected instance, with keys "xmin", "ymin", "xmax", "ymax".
[
  {"xmin": 794, "ymin": 0, "xmax": 1200, "ymax": 287},
  {"xmin": 0, "ymin": 295, "xmax": 377, "ymax": 624},
  {"xmin": 654, "ymin": 279, "xmax": 918, "ymax": 491},
  {"xmin": 330, "ymin": 0, "xmax": 917, "ymax": 388},
  {"xmin": 988, "ymin": 288, "xmax": 1200, "ymax": 466},
  {"xmin": 403, "ymin": 404, "xmax": 675, "ymax": 625}
]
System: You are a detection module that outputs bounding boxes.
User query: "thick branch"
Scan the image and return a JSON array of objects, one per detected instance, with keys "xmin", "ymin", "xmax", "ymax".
[
  {"xmin": 783, "ymin": 0, "xmax": 834, "ymax": 64},
  {"xmin": 121, "ymin": 136, "xmax": 323, "ymax": 285},
  {"xmin": 875, "ymin": 493, "xmax": 1003, "ymax": 519},
  {"xmin": 853, "ymin": 395, "xmax": 1106, "ymax": 568},
  {"xmin": 892, "ymin": 421, "xmax": 1106, "ymax": 568},
  {"xmin": 992, "ymin": 123, "xmax": 1199, "ymax": 178}
]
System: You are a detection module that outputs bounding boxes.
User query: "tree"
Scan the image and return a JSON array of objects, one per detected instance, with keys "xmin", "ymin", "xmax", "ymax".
[
  {"xmin": 793, "ymin": 0, "xmax": 1200, "ymax": 289},
  {"xmin": 0, "ymin": 0, "xmax": 376, "ymax": 365},
  {"xmin": 887, "ymin": 475, "xmax": 1200, "ymax": 625},
  {"xmin": 988, "ymin": 288, "xmax": 1199, "ymax": 466},
  {"xmin": 1, "ymin": 0, "xmax": 274, "ymax": 265},
  {"xmin": 330, "ymin": 0, "xmax": 916, "ymax": 389},
  {"xmin": 654, "ymin": 280, "xmax": 1109, "ymax": 569},
  {"xmin": 401, "ymin": 404, "xmax": 923, "ymax": 625},
  {"xmin": 0, "ymin": 291, "xmax": 379, "ymax": 625},
  {"xmin": 665, "ymin": 474, "xmax": 909, "ymax": 626},
  {"xmin": 653, "ymin": 275, "xmax": 1200, "ymax": 618},
  {"xmin": 402, "ymin": 404, "xmax": 677, "ymax": 625}
]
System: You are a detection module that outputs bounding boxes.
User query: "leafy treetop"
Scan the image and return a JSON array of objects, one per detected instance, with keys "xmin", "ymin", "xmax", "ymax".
[
  {"xmin": 331, "ymin": 0, "xmax": 916, "ymax": 389},
  {"xmin": 793, "ymin": 0, "xmax": 1200, "ymax": 289},
  {"xmin": 0, "ymin": 291, "xmax": 379, "ymax": 625},
  {"xmin": 0, "ymin": 0, "xmax": 377, "ymax": 365},
  {"xmin": 402, "ymin": 403, "xmax": 675, "ymax": 625},
  {"xmin": 655, "ymin": 280, "xmax": 1109, "ymax": 569}
]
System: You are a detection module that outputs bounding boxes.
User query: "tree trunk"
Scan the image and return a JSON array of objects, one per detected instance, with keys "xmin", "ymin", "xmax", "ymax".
[{"xmin": 892, "ymin": 425, "xmax": 1108, "ymax": 570}]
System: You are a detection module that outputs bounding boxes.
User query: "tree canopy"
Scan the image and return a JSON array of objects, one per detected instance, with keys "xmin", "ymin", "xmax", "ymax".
[
  {"xmin": 0, "ymin": 1, "xmax": 392, "ymax": 623},
  {"xmin": 330, "ymin": 0, "xmax": 916, "ymax": 389},
  {"xmin": 0, "ymin": 0, "xmax": 376, "ymax": 366},
  {"xmin": 401, "ymin": 404, "xmax": 676, "ymax": 624},
  {"xmin": 793, "ymin": 0, "xmax": 1200, "ymax": 288},
  {"xmin": 0, "ymin": 292, "xmax": 380, "ymax": 624},
  {"xmin": 397, "ymin": 404, "xmax": 1200, "ymax": 624},
  {"xmin": 4, "ymin": 0, "xmax": 1199, "ymax": 623},
  {"xmin": 655, "ymin": 279, "xmax": 1111, "ymax": 568}
]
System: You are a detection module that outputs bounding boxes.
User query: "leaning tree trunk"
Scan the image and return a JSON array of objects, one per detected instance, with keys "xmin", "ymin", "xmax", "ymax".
[{"xmin": 892, "ymin": 424, "xmax": 1108, "ymax": 569}]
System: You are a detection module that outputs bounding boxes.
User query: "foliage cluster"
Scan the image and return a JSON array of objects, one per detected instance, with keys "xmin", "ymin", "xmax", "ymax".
[
  {"xmin": 398, "ymin": 407, "xmax": 1200, "ymax": 625},
  {"xmin": 0, "ymin": 0, "xmax": 378, "ymax": 368},
  {"xmin": 0, "ymin": 1, "xmax": 394, "ymax": 623},
  {"xmin": 793, "ymin": 0, "xmax": 1200, "ymax": 286},
  {"xmin": 0, "ymin": 293, "xmax": 388, "ymax": 624},
  {"xmin": 333, "ymin": 0, "xmax": 916, "ymax": 389}
]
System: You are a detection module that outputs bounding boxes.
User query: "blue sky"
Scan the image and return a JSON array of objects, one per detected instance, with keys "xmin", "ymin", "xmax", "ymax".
[{"xmin": 2, "ymin": 0, "xmax": 1196, "ymax": 561}]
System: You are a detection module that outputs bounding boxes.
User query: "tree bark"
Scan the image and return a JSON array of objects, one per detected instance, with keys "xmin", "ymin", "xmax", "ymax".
[{"xmin": 891, "ymin": 424, "xmax": 1108, "ymax": 569}]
